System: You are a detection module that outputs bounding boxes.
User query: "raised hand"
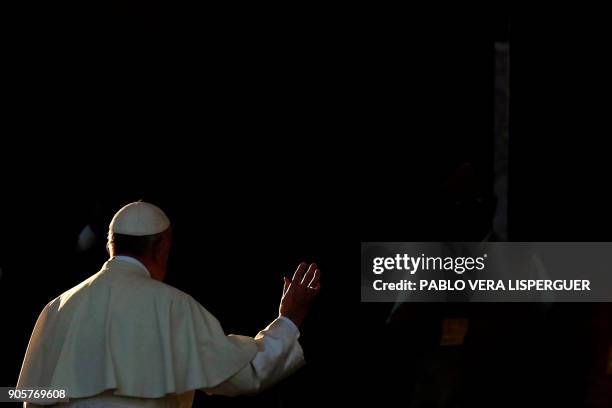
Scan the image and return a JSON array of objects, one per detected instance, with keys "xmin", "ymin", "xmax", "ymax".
[{"xmin": 279, "ymin": 262, "xmax": 321, "ymax": 327}]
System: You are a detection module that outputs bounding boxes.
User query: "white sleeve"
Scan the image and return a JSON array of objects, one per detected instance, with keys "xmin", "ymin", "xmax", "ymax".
[{"xmin": 204, "ymin": 316, "xmax": 305, "ymax": 396}]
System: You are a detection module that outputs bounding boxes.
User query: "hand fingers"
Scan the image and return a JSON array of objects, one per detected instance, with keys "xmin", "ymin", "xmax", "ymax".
[
  {"xmin": 308, "ymin": 268, "xmax": 320, "ymax": 288},
  {"xmin": 292, "ymin": 262, "xmax": 308, "ymax": 283},
  {"xmin": 302, "ymin": 263, "xmax": 317, "ymax": 285},
  {"xmin": 283, "ymin": 277, "xmax": 290, "ymax": 296},
  {"xmin": 312, "ymin": 282, "xmax": 321, "ymax": 294}
]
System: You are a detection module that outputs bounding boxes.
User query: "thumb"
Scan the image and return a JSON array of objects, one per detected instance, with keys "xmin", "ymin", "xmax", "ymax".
[{"xmin": 283, "ymin": 277, "xmax": 290, "ymax": 296}]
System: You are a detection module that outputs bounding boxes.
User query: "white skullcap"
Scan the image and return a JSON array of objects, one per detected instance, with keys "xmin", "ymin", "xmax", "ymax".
[{"xmin": 109, "ymin": 201, "xmax": 170, "ymax": 236}]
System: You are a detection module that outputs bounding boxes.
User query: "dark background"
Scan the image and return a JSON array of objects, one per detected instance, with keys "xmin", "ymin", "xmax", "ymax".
[{"xmin": 1, "ymin": 9, "xmax": 611, "ymax": 408}]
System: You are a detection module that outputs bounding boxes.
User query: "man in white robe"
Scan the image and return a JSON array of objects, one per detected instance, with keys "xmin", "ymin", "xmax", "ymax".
[{"xmin": 17, "ymin": 201, "xmax": 321, "ymax": 407}]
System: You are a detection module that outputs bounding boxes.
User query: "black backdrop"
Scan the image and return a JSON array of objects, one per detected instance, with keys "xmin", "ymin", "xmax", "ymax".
[{"xmin": 2, "ymin": 11, "xmax": 611, "ymax": 408}]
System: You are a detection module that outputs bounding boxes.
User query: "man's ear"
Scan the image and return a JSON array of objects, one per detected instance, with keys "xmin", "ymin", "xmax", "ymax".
[{"xmin": 152, "ymin": 237, "xmax": 166, "ymax": 262}]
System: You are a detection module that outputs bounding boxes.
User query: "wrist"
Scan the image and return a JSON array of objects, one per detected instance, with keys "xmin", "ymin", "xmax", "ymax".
[{"xmin": 279, "ymin": 312, "xmax": 303, "ymax": 328}]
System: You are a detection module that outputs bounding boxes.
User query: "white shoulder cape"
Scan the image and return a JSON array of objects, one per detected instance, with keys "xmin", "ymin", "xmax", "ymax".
[{"xmin": 17, "ymin": 258, "xmax": 258, "ymax": 399}]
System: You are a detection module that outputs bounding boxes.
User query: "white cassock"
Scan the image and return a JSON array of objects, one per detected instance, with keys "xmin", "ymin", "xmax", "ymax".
[{"xmin": 17, "ymin": 256, "xmax": 304, "ymax": 407}]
